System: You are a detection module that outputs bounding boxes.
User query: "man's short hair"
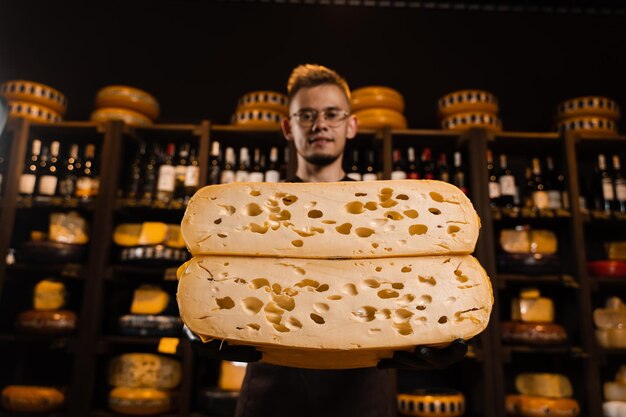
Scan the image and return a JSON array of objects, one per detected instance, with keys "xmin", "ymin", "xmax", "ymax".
[{"xmin": 287, "ymin": 64, "xmax": 351, "ymax": 107}]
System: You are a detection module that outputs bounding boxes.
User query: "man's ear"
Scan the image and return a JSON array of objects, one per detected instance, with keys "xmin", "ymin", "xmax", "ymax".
[
  {"xmin": 281, "ymin": 117, "xmax": 294, "ymax": 141},
  {"xmin": 346, "ymin": 114, "xmax": 358, "ymax": 140}
]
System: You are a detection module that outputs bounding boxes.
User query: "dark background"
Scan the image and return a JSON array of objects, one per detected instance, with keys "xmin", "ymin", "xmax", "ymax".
[{"xmin": 1, "ymin": 0, "xmax": 625, "ymax": 131}]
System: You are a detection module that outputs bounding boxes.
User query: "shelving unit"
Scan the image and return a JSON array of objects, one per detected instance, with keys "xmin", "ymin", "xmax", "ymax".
[{"xmin": 0, "ymin": 119, "xmax": 624, "ymax": 417}]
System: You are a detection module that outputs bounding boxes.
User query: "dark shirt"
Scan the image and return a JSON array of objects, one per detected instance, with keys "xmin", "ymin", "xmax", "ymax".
[{"xmin": 235, "ymin": 173, "xmax": 395, "ymax": 417}]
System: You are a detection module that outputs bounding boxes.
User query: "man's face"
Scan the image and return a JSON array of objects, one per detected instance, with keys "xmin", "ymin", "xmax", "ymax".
[{"xmin": 282, "ymin": 84, "xmax": 357, "ymax": 167}]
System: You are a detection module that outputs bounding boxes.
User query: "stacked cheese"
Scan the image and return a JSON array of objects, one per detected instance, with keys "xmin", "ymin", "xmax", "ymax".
[
  {"xmin": 119, "ymin": 285, "xmax": 182, "ymax": 337},
  {"xmin": 351, "ymin": 86, "xmax": 407, "ymax": 129},
  {"xmin": 595, "ymin": 297, "xmax": 626, "ymax": 349},
  {"xmin": 556, "ymin": 96, "xmax": 620, "ymax": 136},
  {"xmin": 604, "ymin": 366, "xmax": 626, "ymax": 417},
  {"xmin": 506, "ymin": 374, "xmax": 580, "ymax": 417},
  {"xmin": 114, "ymin": 222, "xmax": 189, "ymax": 265},
  {"xmin": 438, "ymin": 90, "xmax": 502, "ymax": 133},
  {"xmin": 107, "ymin": 353, "xmax": 181, "ymax": 415},
  {"xmin": 231, "ymin": 90, "xmax": 288, "ymax": 128},
  {"xmin": 397, "ymin": 388, "xmax": 465, "ymax": 417},
  {"xmin": 501, "ymin": 288, "xmax": 567, "ymax": 346},
  {"xmin": 177, "ymin": 180, "xmax": 493, "ymax": 369},
  {"xmin": 16, "ymin": 279, "xmax": 77, "ymax": 335},
  {"xmin": 0, "ymin": 80, "xmax": 65, "ymax": 123},
  {"xmin": 1, "ymin": 386, "xmax": 65, "ymax": 413},
  {"xmin": 91, "ymin": 85, "xmax": 159, "ymax": 126}
]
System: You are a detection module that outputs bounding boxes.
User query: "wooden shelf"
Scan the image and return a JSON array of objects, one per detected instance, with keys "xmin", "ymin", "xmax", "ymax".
[
  {"xmin": 494, "ymin": 131, "xmax": 560, "ymax": 140},
  {"xmin": 496, "ymin": 274, "xmax": 579, "ymax": 289},
  {"xmin": 16, "ymin": 196, "xmax": 96, "ymax": 210},
  {"xmin": 0, "ymin": 412, "xmax": 67, "ymax": 417},
  {"xmin": 5, "ymin": 263, "xmax": 87, "ymax": 280},
  {"xmin": 502, "ymin": 345, "xmax": 587, "ymax": 361},
  {"xmin": 91, "ymin": 411, "xmax": 178, "ymax": 417},
  {"xmin": 105, "ymin": 265, "xmax": 178, "ymax": 282},
  {"xmin": 491, "ymin": 207, "xmax": 571, "ymax": 221},
  {"xmin": 0, "ymin": 333, "xmax": 77, "ymax": 351}
]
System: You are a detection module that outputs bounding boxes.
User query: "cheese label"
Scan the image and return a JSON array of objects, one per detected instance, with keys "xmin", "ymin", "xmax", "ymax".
[{"xmin": 157, "ymin": 337, "xmax": 179, "ymax": 355}]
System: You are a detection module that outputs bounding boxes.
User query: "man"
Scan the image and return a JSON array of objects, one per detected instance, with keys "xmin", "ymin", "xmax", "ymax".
[{"xmin": 188, "ymin": 64, "xmax": 467, "ymax": 417}]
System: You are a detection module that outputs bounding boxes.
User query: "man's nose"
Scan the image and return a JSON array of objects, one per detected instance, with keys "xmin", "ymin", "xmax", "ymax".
[{"xmin": 311, "ymin": 113, "xmax": 329, "ymax": 131}]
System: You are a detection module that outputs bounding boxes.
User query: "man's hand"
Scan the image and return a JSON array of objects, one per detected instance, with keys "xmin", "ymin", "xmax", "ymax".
[
  {"xmin": 377, "ymin": 339, "xmax": 468, "ymax": 371},
  {"xmin": 183, "ymin": 325, "xmax": 262, "ymax": 363}
]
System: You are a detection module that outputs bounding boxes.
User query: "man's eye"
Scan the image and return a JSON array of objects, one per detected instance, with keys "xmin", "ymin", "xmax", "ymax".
[
  {"xmin": 299, "ymin": 112, "xmax": 315, "ymax": 121},
  {"xmin": 325, "ymin": 110, "xmax": 341, "ymax": 120}
]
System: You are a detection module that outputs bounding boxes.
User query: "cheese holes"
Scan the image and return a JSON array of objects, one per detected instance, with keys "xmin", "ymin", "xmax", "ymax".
[
  {"xmin": 250, "ymin": 223, "xmax": 269, "ymax": 234},
  {"xmin": 396, "ymin": 194, "xmax": 409, "ymax": 200},
  {"xmin": 448, "ymin": 225, "xmax": 461, "ymax": 236},
  {"xmin": 335, "ymin": 223, "xmax": 352, "ymax": 235},
  {"xmin": 313, "ymin": 303, "xmax": 329, "ymax": 314},
  {"xmin": 429, "ymin": 208, "xmax": 442, "ymax": 215},
  {"xmin": 378, "ymin": 188, "xmax": 393, "ymax": 201},
  {"xmin": 355, "ymin": 192, "xmax": 367, "ymax": 197},
  {"xmin": 384, "ymin": 211, "xmax": 404, "ymax": 220},
  {"xmin": 273, "ymin": 294, "xmax": 295, "ymax": 311},
  {"xmin": 295, "ymin": 279, "xmax": 320, "ymax": 289},
  {"xmin": 273, "ymin": 324, "xmax": 290, "ymax": 332},
  {"xmin": 352, "ymin": 306, "xmax": 376, "ymax": 322},
  {"xmin": 371, "ymin": 242, "xmax": 380, "ymax": 249},
  {"xmin": 244, "ymin": 203, "xmax": 263, "ymax": 216},
  {"xmin": 429, "ymin": 192, "xmax": 444, "ymax": 202},
  {"xmin": 379, "ymin": 199, "xmax": 398, "ymax": 209},
  {"xmin": 308, "ymin": 210, "xmax": 323, "ymax": 218},
  {"xmin": 250, "ymin": 278, "xmax": 270, "ymax": 289},
  {"xmin": 455, "ymin": 269, "xmax": 469, "ymax": 283},
  {"xmin": 242, "ymin": 297, "xmax": 264, "ymax": 315},
  {"xmin": 287, "ymin": 317, "xmax": 303, "ymax": 330},
  {"xmin": 391, "ymin": 283, "xmax": 405, "ymax": 290},
  {"xmin": 393, "ymin": 322, "xmax": 413, "ymax": 336},
  {"xmin": 217, "ymin": 233, "xmax": 228, "ymax": 238},
  {"xmin": 364, "ymin": 201, "xmax": 378, "ymax": 211},
  {"xmin": 404, "ymin": 210, "xmax": 419, "ymax": 219},
  {"xmin": 249, "ymin": 189, "xmax": 261, "ymax": 197},
  {"xmin": 345, "ymin": 201, "xmax": 365, "ymax": 214},
  {"xmin": 362, "ymin": 279, "xmax": 381, "ymax": 289},
  {"xmin": 214, "ymin": 218, "xmax": 222, "ymax": 224},
  {"xmin": 378, "ymin": 290, "xmax": 399, "ymax": 299},
  {"xmin": 401, "ymin": 266, "xmax": 412, "ymax": 273},
  {"xmin": 282, "ymin": 195, "xmax": 298, "ymax": 206},
  {"xmin": 310, "ymin": 313, "xmax": 325, "ymax": 324},
  {"xmin": 355, "ymin": 227, "xmax": 375, "ymax": 238},
  {"xmin": 375, "ymin": 266, "xmax": 383, "ymax": 272},
  {"xmin": 218, "ymin": 205, "xmax": 236, "ymax": 215},
  {"xmin": 269, "ymin": 210, "xmax": 291, "ymax": 221},
  {"xmin": 438, "ymin": 316, "xmax": 448, "ymax": 324},
  {"xmin": 316, "ymin": 284, "xmax": 330, "ymax": 292},
  {"xmin": 291, "ymin": 240, "xmax": 303, "ymax": 247},
  {"xmin": 322, "ymin": 220, "xmax": 337, "ymax": 224},
  {"xmin": 216, "ymin": 297, "xmax": 235, "ymax": 310},
  {"xmin": 445, "ymin": 296, "xmax": 457, "ymax": 304},
  {"xmin": 342, "ymin": 284, "xmax": 358, "ymax": 296},
  {"xmin": 394, "ymin": 309, "xmax": 413, "ymax": 321},
  {"xmin": 396, "ymin": 294, "xmax": 415, "ymax": 306},
  {"xmin": 247, "ymin": 323, "xmax": 260, "ymax": 331},
  {"xmin": 327, "ymin": 295, "xmax": 342, "ymax": 301},
  {"xmin": 409, "ymin": 224, "xmax": 428, "ymax": 235}
]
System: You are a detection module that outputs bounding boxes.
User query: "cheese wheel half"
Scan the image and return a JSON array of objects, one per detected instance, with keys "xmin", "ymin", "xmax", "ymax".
[
  {"xmin": 351, "ymin": 86, "xmax": 405, "ymax": 113},
  {"xmin": 232, "ymin": 108, "xmax": 285, "ymax": 128},
  {"xmin": 397, "ymin": 389, "xmax": 465, "ymax": 417},
  {"xmin": 95, "ymin": 85, "xmax": 160, "ymax": 120},
  {"xmin": 506, "ymin": 395, "xmax": 580, "ymax": 417},
  {"xmin": 182, "ymin": 180, "xmax": 480, "ymax": 258},
  {"xmin": 16, "ymin": 310, "xmax": 77, "ymax": 335},
  {"xmin": 438, "ymin": 90, "xmax": 499, "ymax": 118},
  {"xmin": 441, "ymin": 112, "xmax": 501, "ymax": 132},
  {"xmin": 0, "ymin": 80, "xmax": 67, "ymax": 115},
  {"xmin": 557, "ymin": 116, "xmax": 618, "ymax": 136},
  {"xmin": 237, "ymin": 91, "xmax": 288, "ymax": 113},
  {"xmin": 177, "ymin": 254, "xmax": 493, "ymax": 369},
  {"xmin": 108, "ymin": 353, "xmax": 182, "ymax": 389},
  {"xmin": 108, "ymin": 387, "xmax": 172, "ymax": 415},
  {"xmin": 354, "ymin": 108, "xmax": 407, "ymax": 129},
  {"xmin": 90, "ymin": 107, "xmax": 153, "ymax": 126},
  {"xmin": 515, "ymin": 373, "xmax": 573, "ymax": 398},
  {"xmin": 1, "ymin": 386, "xmax": 65, "ymax": 413},
  {"xmin": 556, "ymin": 96, "xmax": 620, "ymax": 121},
  {"xmin": 7, "ymin": 101, "xmax": 62, "ymax": 124}
]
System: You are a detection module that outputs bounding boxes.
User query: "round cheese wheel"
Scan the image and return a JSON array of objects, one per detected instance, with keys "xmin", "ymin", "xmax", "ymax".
[
  {"xmin": 596, "ymin": 329, "xmax": 626, "ymax": 349},
  {"xmin": 501, "ymin": 321, "xmax": 567, "ymax": 345},
  {"xmin": 351, "ymin": 86, "xmax": 405, "ymax": 112},
  {"xmin": 197, "ymin": 387, "xmax": 239, "ymax": 417},
  {"xmin": 232, "ymin": 108, "xmax": 285, "ymax": 128},
  {"xmin": 604, "ymin": 401, "xmax": 626, "ymax": 417},
  {"xmin": 616, "ymin": 365, "xmax": 626, "ymax": 385},
  {"xmin": 108, "ymin": 387, "xmax": 172, "ymax": 416},
  {"xmin": 237, "ymin": 91, "xmax": 288, "ymax": 113},
  {"xmin": 397, "ymin": 388, "xmax": 465, "ymax": 417},
  {"xmin": 95, "ymin": 85, "xmax": 159, "ymax": 120},
  {"xmin": 441, "ymin": 111, "xmax": 502, "ymax": 132},
  {"xmin": 118, "ymin": 314, "xmax": 182, "ymax": 337},
  {"xmin": 119, "ymin": 245, "xmax": 190, "ymax": 265},
  {"xmin": 354, "ymin": 108, "xmax": 407, "ymax": 129},
  {"xmin": 1, "ymin": 385, "xmax": 65, "ymax": 413},
  {"xmin": 108, "ymin": 353, "xmax": 182, "ymax": 389},
  {"xmin": 438, "ymin": 90, "xmax": 499, "ymax": 118},
  {"xmin": 218, "ymin": 361, "xmax": 247, "ymax": 391},
  {"xmin": 90, "ymin": 107, "xmax": 153, "ymax": 126},
  {"xmin": 556, "ymin": 96, "xmax": 620, "ymax": 121},
  {"xmin": 16, "ymin": 309, "xmax": 77, "ymax": 335},
  {"xmin": 557, "ymin": 116, "xmax": 618, "ymax": 136},
  {"xmin": 18, "ymin": 240, "xmax": 86, "ymax": 264},
  {"xmin": 605, "ymin": 383, "xmax": 626, "ymax": 402},
  {"xmin": 7, "ymin": 100, "xmax": 62, "ymax": 124},
  {"xmin": 505, "ymin": 394, "xmax": 580, "ymax": 417},
  {"xmin": 0, "ymin": 80, "xmax": 67, "ymax": 115}
]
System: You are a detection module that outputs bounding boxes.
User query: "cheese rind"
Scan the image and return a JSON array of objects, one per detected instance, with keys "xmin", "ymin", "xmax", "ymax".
[
  {"xmin": 177, "ymin": 254, "xmax": 492, "ymax": 369},
  {"xmin": 397, "ymin": 389, "xmax": 465, "ymax": 417},
  {"xmin": 606, "ymin": 383, "xmax": 626, "ymax": 402},
  {"xmin": 182, "ymin": 180, "xmax": 479, "ymax": 258},
  {"xmin": 34, "ymin": 279, "xmax": 66, "ymax": 311},
  {"xmin": 218, "ymin": 361, "xmax": 247, "ymax": 391},
  {"xmin": 515, "ymin": 373, "xmax": 573, "ymax": 398},
  {"xmin": 108, "ymin": 353, "xmax": 182, "ymax": 389},
  {"xmin": 1, "ymin": 386, "xmax": 65, "ymax": 413},
  {"xmin": 130, "ymin": 285, "xmax": 170, "ymax": 315},
  {"xmin": 506, "ymin": 395, "xmax": 579, "ymax": 417},
  {"xmin": 108, "ymin": 387, "xmax": 171, "ymax": 415},
  {"xmin": 511, "ymin": 297, "xmax": 554, "ymax": 323}
]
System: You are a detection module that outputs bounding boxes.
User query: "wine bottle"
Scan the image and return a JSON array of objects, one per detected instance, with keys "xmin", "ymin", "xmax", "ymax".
[
  {"xmin": 184, "ymin": 147, "xmax": 200, "ymax": 199},
  {"xmin": 125, "ymin": 142, "xmax": 145, "ymax": 200},
  {"xmin": 265, "ymin": 147, "xmax": 280, "ymax": 183},
  {"xmin": 437, "ymin": 152, "xmax": 450, "ymax": 183},
  {"xmin": 19, "ymin": 139, "xmax": 42, "ymax": 197},
  {"xmin": 235, "ymin": 147, "xmax": 250, "ymax": 183},
  {"xmin": 498, "ymin": 154, "xmax": 515, "ymax": 208},
  {"xmin": 37, "ymin": 143, "xmax": 59, "ymax": 199},
  {"xmin": 142, "ymin": 144, "xmax": 158, "ymax": 201},
  {"xmin": 420, "ymin": 147, "xmax": 436, "ymax": 180},
  {"xmin": 487, "ymin": 150, "xmax": 501, "ymax": 207},
  {"xmin": 76, "ymin": 144, "xmax": 96, "ymax": 200},
  {"xmin": 346, "ymin": 149, "xmax": 362, "ymax": 181},
  {"xmin": 156, "ymin": 143, "xmax": 176, "ymax": 203},
  {"xmin": 221, "ymin": 147, "xmax": 236, "ymax": 184},
  {"xmin": 530, "ymin": 158, "xmax": 549, "ymax": 210},
  {"xmin": 453, "ymin": 152, "xmax": 468, "ymax": 195},
  {"xmin": 406, "ymin": 147, "xmax": 419, "ymax": 180},
  {"xmin": 208, "ymin": 141, "xmax": 221, "ymax": 185},
  {"xmin": 248, "ymin": 148, "xmax": 264, "ymax": 182},
  {"xmin": 545, "ymin": 156, "xmax": 562, "ymax": 210},
  {"xmin": 174, "ymin": 143, "xmax": 190, "ymax": 202},
  {"xmin": 612, "ymin": 155, "xmax": 626, "ymax": 213},
  {"xmin": 391, "ymin": 149, "xmax": 407, "ymax": 180},
  {"xmin": 595, "ymin": 154, "xmax": 614, "ymax": 212},
  {"xmin": 59, "ymin": 144, "xmax": 80, "ymax": 200},
  {"xmin": 362, "ymin": 150, "xmax": 377, "ymax": 181}
]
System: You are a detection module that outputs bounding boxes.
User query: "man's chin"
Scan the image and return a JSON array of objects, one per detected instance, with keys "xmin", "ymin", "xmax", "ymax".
[{"xmin": 303, "ymin": 153, "xmax": 341, "ymax": 167}]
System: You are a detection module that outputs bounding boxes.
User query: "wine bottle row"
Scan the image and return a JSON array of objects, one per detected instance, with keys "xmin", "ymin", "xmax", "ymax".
[
  {"xmin": 585, "ymin": 153, "xmax": 626, "ymax": 214},
  {"xmin": 18, "ymin": 139, "xmax": 99, "ymax": 204},
  {"xmin": 207, "ymin": 141, "xmax": 287, "ymax": 185}
]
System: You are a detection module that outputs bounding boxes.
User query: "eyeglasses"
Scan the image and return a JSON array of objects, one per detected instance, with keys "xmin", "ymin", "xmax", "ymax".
[{"xmin": 290, "ymin": 108, "xmax": 351, "ymax": 128}]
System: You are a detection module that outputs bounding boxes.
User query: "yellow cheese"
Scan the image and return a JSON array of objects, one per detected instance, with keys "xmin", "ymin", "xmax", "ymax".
[
  {"xmin": 1, "ymin": 385, "xmax": 65, "ymax": 413},
  {"xmin": 515, "ymin": 373, "xmax": 573, "ymax": 398},
  {"xmin": 605, "ymin": 383, "xmax": 626, "ymax": 402},
  {"xmin": 91, "ymin": 107, "xmax": 153, "ymax": 126},
  {"xmin": 182, "ymin": 180, "xmax": 480, "ymax": 258},
  {"xmin": 607, "ymin": 242, "xmax": 626, "ymax": 261},
  {"xmin": 351, "ymin": 86, "xmax": 405, "ymax": 113},
  {"xmin": 603, "ymin": 401, "xmax": 626, "ymax": 417},
  {"xmin": 500, "ymin": 229, "xmax": 531, "ymax": 254},
  {"xmin": 34, "ymin": 279, "xmax": 66, "ymax": 311},
  {"xmin": 165, "ymin": 225, "xmax": 186, "ymax": 249},
  {"xmin": 530, "ymin": 230, "xmax": 558, "ymax": 255},
  {"xmin": 232, "ymin": 108, "xmax": 285, "ymax": 128},
  {"xmin": 49, "ymin": 212, "xmax": 89, "ymax": 245},
  {"xmin": 354, "ymin": 108, "xmax": 407, "ymax": 130},
  {"xmin": 95, "ymin": 85, "xmax": 160, "ymax": 120},
  {"xmin": 131, "ymin": 285, "xmax": 169, "ymax": 315},
  {"xmin": 397, "ymin": 389, "xmax": 465, "ymax": 417},
  {"xmin": 7, "ymin": 100, "xmax": 62, "ymax": 123},
  {"xmin": 441, "ymin": 112, "xmax": 502, "ymax": 132},
  {"xmin": 438, "ymin": 90, "xmax": 499, "ymax": 118},
  {"xmin": 557, "ymin": 116, "xmax": 617, "ymax": 136},
  {"xmin": 114, "ymin": 223, "xmax": 184, "ymax": 248},
  {"xmin": 108, "ymin": 387, "xmax": 172, "ymax": 415},
  {"xmin": 596, "ymin": 329, "xmax": 626, "ymax": 349},
  {"xmin": 556, "ymin": 96, "xmax": 620, "ymax": 121},
  {"xmin": 108, "ymin": 353, "xmax": 181, "ymax": 389},
  {"xmin": 616, "ymin": 366, "xmax": 626, "ymax": 384},
  {"xmin": 512, "ymin": 297, "xmax": 554, "ymax": 323},
  {"xmin": 594, "ymin": 297, "xmax": 626, "ymax": 330},
  {"xmin": 237, "ymin": 91, "xmax": 288, "ymax": 113},
  {"xmin": 138, "ymin": 222, "xmax": 169, "ymax": 246},
  {"xmin": 506, "ymin": 395, "xmax": 579, "ymax": 417},
  {"xmin": 114, "ymin": 224, "xmax": 143, "ymax": 246},
  {"xmin": 0, "ymin": 80, "xmax": 68, "ymax": 115},
  {"xmin": 177, "ymin": 254, "xmax": 492, "ymax": 369},
  {"xmin": 520, "ymin": 288, "xmax": 541, "ymax": 299},
  {"xmin": 218, "ymin": 361, "xmax": 247, "ymax": 391}
]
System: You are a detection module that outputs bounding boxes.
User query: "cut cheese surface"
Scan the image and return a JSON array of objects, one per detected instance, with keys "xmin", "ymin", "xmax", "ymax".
[
  {"xmin": 515, "ymin": 373, "xmax": 573, "ymax": 398},
  {"xmin": 108, "ymin": 353, "xmax": 182, "ymax": 389},
  {"xmin": 182, "ymin": 180, "xmax": 479, "ymax": 258},
  {"xmin": 177, "ymin": 254, "xmax": 492, "ymax": 369}
]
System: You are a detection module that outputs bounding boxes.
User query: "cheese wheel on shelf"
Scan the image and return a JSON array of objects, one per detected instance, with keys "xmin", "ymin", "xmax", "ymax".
[
  {"xmin": 7, "ymin": 100, "xmax": 62, "ymax": 123},
  {"xmin": 594, "ymin": 297, "xmax": 626, "ymax": 330},
  {"xmin": 1, "ymin": 385, "xmax": 65, "ymax": 413},
  {"xmin": 34, "ymin": 279, "xmax": 66, "ymax": 311},
  {"xmin": 556, "ymin": 96, "xmax": 620, "ymax": 121},
  {"xmin": 557, "ymin": 116, "xmax": 618, "ymax": 136},
  {"xmin": 511, "ymin": 297, "xmax": 555, "ymax": 323},
  {"xmin": 131, "ymin": 285, "xmax": 170, "ymax": 315},
  {"xmin": 108, "ymin": 387, "xmax": 172, "ymax": 415},
  {"xmin": 616, "ymin": 366, "xmax": 626, "ymax": 385},
  {"xmin": 397, "ymin": 389, "xmax": 465, "ymax": 417},
  {"xmin": 604, "ymin": 401, "xmax": 626, "ymax": 417},
  {"xmin": 354, "ymin": 108, "xmax": 407, "ymax": 129},
  {"xmin": 114, "ymin": 223, "xmax": 185, "ymax": 248},
  {"xmin": 0, "ymin": 80, "xmax": 67, "ymax": 115},
  {"xmin": 95, "ymin": 85, "xmax": 160, "ymax": 120},
  {"xmin": 606, "ymin": 383, "xmax": 626, "ymax": 402},
  {"xmin": 351, "ymin": 86, "xmax": 405, "ymax": 113},
  {"xmin": 441, "ymin": 111, "xmax": 502, "ymax": 132},
  {"xmin": 108, "ymin": 353, "xmax": 182, "ymax": 389},
  {"xmin": 237, "ymin": 91, "xmax": 288, "ymax": 113},
  {"xmin": 506, "ymin": 394, "xmax": 580, "ymax": 417},
  {"xmin": 218, "ymin": 361, "xmax": 247, "ymax": 391},
  {"xmin": 515, "ymin": 373, "xmax": 573, "ymax": 398},
  {"xmin": 90, "ymin": 107, "xmax": 153, "ymax": 126},
  {"xmin": 182, "ymin": 180, "xmax": 480, "ymax": 258},
  {"xmin": 438, "ymin": 90, "xmax": 499, "ymax": 118},
  {"xmin": 118, "ymin": 314, "xmax": 182, "ymax": 337},
  {"xmin": 16, "ymin": 309, "xmax": 77, "ymax": 335},
  {"xmin": 232, "ymin": 108, "xmax": 285, "ymax": 128},
  {"xmin": 596, "ymin": 329, "xmax": 626, "ymax": 349},
  {"xmin": 607, "ymin": 242, "xmax": 626, "ymax": 261},
  {"xmin": 501, "ymin": 321, "xmax": 567, "ymax": 345},
  {"xmin": 177, "ymin": 254, "xmax": 492, "ymax": 369}
]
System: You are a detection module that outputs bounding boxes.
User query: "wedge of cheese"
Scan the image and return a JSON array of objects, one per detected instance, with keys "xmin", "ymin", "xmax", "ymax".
[
  {"xmin": 108, "ymin": 353, "xmax": 181, "ymax": 389},
  {"xmin": 34, "ymin": 279, "xmax": 66, "ymax": 311},
  {"xmin": 177, "ymin": 254, "xmax": 492, "ymax": 369},
  {"xmin": 515, "ymin": 373, "xmax": 573, "ymax": 398},
  {"xmin": 182, "ymin": 180, "xmax": 479, "ymax": 258}
]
